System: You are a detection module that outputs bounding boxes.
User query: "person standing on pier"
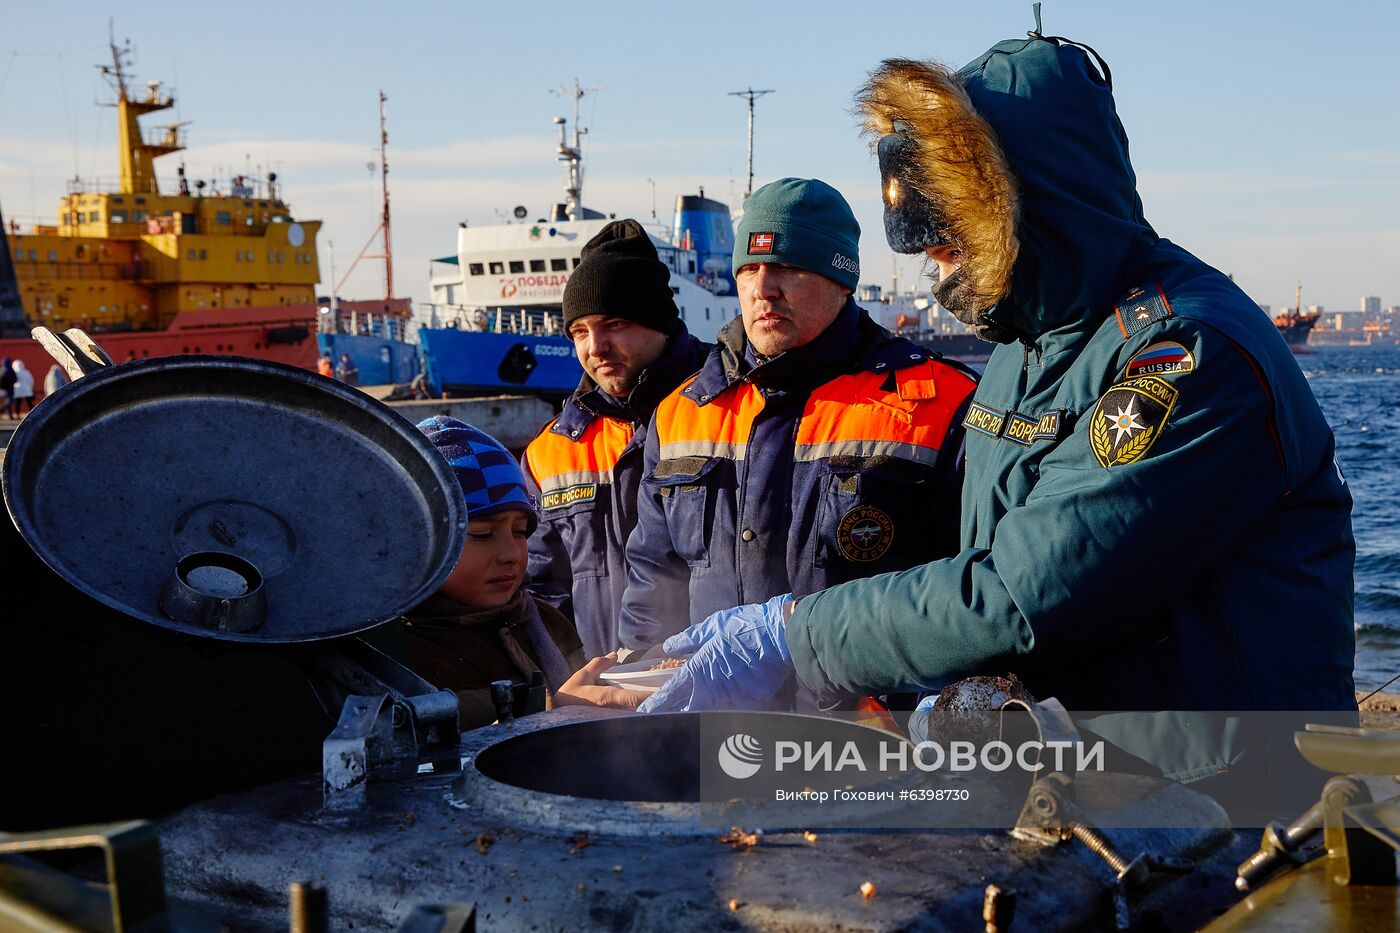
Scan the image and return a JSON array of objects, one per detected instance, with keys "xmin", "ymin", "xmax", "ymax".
[
  {"xmin": 334, "ymin": 353, "xmax": 359, "ymax": 385},
  {"xmin": 0, "ymin": 358, "xmax": 15, "ymax": 419},
  {"xmin": 43, "ymin": 364, "xmax": 68, "ymax": 398},
  {"xmin": 522, "ymin": 219, "xmax": 710, "ymax": 658},
  {"xmin": 10, "ymin": 360, "xmax": 34, "ymax": 417}
]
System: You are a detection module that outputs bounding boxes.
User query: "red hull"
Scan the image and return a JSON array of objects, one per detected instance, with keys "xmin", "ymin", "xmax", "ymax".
[{"xmin": 1, "ymin": 304, "xmax": 319, "ymax": 403}]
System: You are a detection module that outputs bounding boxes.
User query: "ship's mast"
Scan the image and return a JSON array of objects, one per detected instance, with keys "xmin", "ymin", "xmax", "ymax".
[
  {"xmin": 379, "ymin": 90, "xmax": 393, "ymax": 301},
  {"xmin": 551, "ymin": 79, "xmax": 601, "ymax": 220},
  {"xmin": 98, "ymin": 21, "xmax": 184, "ymax": 195},
  {"xmin": 336, "ymin": 91, "xmax": 397, "ymax": 302},
  {"xmin": 728, "ymin": 87, "xmax": 775, "ymax": 199}
]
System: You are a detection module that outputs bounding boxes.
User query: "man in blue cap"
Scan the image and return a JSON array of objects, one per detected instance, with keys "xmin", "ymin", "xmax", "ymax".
[
  {"xmin": 617, "ymin": 178, "xmax": 978, "ymax": 673},
  {"xmin": 640, "ymin": 24, "xmax": 1355, "ymax": 799}
]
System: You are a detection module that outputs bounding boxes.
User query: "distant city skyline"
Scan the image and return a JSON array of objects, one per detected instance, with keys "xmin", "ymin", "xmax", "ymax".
[{"xmin": 3, "ymin": 0, "xmax": 1397, "ymax": 312}]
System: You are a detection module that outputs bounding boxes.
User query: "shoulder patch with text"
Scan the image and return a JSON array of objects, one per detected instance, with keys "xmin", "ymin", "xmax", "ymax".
[
  {"xmin": 539, "ymin": 482, "xmax": 598, "ymax": 510},
  {"xmin": 1089, "ymin": 376, "xmax": 1178, "ymax": 468},
  {"xmin": 1002, "ymin": 412, "xmax": 1040, "ymax": 447},
  {"xmin": 747, "ymin": 232, "xmax": 775, "ymax": 254},
  {"xmin": 1032, "ymin": 410, "xmax": 1064, "ymax": 440},
  {"xmin": 836, "ymin": 505, "xmax": 895, "ymax": 562},
  {"xmin": 962, "ymin": 401, "xmax": 1007, "ymax": 438},
  {"xmin": 1126, "ymin": 340, "xmax": 1195, "ymax": 378},
  {"xmin": 1114, "ymin": 284, "xmax": 1173, "ymax": 338}
]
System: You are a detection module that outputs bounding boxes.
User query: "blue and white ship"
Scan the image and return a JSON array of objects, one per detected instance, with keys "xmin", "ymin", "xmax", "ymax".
[{"xmin": 416, "ymin": 88, "xmax": 740, "ymax": 398}]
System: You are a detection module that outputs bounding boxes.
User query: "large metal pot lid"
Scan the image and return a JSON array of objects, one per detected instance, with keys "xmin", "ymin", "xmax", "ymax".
[{"xmin": 2, "ymin": 356, "xmax": 466, "ymax": 644}]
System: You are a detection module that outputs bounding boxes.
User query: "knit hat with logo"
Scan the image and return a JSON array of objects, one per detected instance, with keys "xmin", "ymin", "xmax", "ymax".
[
  {"xmin": 562, "ymin": 219, "xmax": 682, "ymax": 334},
  {"xmin": 732, "ymin": 178, "xmax": 861, "ymax": 290},
  {"xmin": 416, "ymin": 415, "xmax": 538, "ymax": 534}
]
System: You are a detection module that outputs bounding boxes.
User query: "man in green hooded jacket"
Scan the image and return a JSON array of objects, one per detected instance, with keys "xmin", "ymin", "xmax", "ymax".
[{"xmin": 640, "ymin": 25, "xmax": 1355, "ymax": 793}]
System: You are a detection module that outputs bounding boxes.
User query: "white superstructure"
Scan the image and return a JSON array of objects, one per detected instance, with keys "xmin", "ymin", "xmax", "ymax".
[
  {"xmin": 424, "ymin": 217, "xmax": 739, "ymax": 343},
  {"xmin": 421, "ymin": 90, "xmax": 739, "ymax": 342}
]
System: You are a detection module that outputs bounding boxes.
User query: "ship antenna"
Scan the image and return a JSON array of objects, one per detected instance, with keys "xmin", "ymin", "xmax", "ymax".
[
  {"xmin": 550, "ymin": 79, "xmax": 603, "ymax": 220},
  {"xmin": 99, "ymin": 18, "xmax": 132, "ymax": 102},
  {"xmin": 728, "ymin": 87, "xmax": 775, "ymax": 199},
  {"xmin": 336, "ymin": 92, "xmax": 397, "ymax": 304},
  {"xmin": 379, "ymin": 90, "xmax": 393, "ymax": 301}
]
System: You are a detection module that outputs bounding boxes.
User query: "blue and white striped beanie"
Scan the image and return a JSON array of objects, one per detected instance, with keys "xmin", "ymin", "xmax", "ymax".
[{"xmin": 417, "ymin": 416, "xmax": 538, "ymax": 534}]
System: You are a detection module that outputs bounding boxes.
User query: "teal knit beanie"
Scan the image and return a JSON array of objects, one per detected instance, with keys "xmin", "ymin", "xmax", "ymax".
[{"xmin": 732, "ymin": 178, "xmax": 861, "ymax": 290}]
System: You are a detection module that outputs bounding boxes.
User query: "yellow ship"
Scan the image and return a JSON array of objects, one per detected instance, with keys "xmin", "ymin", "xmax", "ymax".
[{"xmin": 0, "ymin": 33, "xmax": 324, "ymax": 388}]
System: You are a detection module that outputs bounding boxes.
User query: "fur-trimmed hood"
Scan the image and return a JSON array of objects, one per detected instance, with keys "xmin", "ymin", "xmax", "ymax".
[
  {"xmin": 859, "ymin": 59, "xmax": 1019, "ymax": 315},
  {"xmin": 860, "ymin": 36, "xmax": 1158, "ymax": 340}
]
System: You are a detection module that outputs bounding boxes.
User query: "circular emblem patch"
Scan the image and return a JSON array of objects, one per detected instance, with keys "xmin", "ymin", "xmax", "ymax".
[{"xmin": 836, "ymin": 505, "xmax": 895, "ymax": 563}]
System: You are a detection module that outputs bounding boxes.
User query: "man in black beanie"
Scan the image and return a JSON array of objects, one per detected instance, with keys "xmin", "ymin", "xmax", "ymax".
[{"xmin": 523, "ymin": 219, "xmax": 711, "ymax": 658}]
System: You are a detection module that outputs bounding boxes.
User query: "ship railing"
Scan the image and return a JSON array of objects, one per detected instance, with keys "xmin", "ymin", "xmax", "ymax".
[
  {"xmin": 903, "ymin": 325, "xmax": 980, "ymax": 339},
  {"xmin": 64, "ymin": 174, "xmax": 285, "ymax": 201},
  {"xmin": 417, "ymin": 303, "xmax": 566, "ymax": 337},
  {"xmin": 141, "ymin": 126, "xmax": 188, "ymax": 150},
  {"xmin": 9, "ymin": 259, "xmax": 150, "ymax": 281},
  {"xmin": 328, "ymin": 309, "xmax": 418, "ymax": 344}
]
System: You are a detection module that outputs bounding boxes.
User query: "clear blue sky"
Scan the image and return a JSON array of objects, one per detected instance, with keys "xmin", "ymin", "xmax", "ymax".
[{"xmin": 3, "ymin": 0, "xmax": 1397, "ymax": 313}]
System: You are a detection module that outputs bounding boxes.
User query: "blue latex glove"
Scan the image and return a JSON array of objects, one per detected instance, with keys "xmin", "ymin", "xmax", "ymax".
[{"xmin": 638, "ymin": 594, "xmax": 795, "ymax": 713}]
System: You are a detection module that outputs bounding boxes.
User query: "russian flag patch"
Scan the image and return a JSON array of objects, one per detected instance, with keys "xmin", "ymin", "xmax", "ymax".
[{"xmin": 1126, "ymin": 340, "xmax": 1195, "ymax": 377}]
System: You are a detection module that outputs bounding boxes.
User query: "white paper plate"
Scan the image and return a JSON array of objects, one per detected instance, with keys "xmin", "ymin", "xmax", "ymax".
[{"xmin": 597, "ymin": 657, "xmax": 683, "ymax": 693}]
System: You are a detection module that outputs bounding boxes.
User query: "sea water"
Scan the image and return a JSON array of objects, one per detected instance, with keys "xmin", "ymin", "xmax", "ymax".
[{"xmin": 1302, "ymin": 346, "xmax": 1400, "ymax": 693}]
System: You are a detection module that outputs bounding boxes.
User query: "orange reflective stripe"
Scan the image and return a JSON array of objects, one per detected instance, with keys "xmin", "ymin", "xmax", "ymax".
[
  {"xmin": 654, "ymin": 378, "xmax": 765, "ymax": 462},
  {"xmin": 524, "ymin": 416, "xmax": 632, "ymax": 492},
  {"xmin": 795, "ymin": 363, "xmax": 975, "ymax": 464}
]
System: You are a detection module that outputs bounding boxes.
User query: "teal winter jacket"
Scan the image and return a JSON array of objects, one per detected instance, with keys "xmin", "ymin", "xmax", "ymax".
[{"xmin": 786, "ymin": 34, "xmax": 1355, "ymax": 784}]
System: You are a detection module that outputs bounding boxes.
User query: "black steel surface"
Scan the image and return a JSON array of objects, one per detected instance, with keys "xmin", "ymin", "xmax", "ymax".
[{"xmin": 2, "ymin": 355, "xmax": 465, "ymax": 643}]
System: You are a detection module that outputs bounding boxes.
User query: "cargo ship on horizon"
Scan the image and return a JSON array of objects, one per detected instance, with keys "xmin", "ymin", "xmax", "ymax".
[
  {"xmin": 0, "ymin": 33, "xmax": 324, "ymax": 393},
  {"xmin": 1274, "ymin": 282, "xmax": 1319, "ymax": 351}
]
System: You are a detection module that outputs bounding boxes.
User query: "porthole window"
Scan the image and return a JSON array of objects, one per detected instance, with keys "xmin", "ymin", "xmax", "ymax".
[
  {"xmin": 551, "ymin": 258, "xmax": 568, "ymax": 271},
  {"xmin": 508, "ymin": 260, "xmax": 525, "ymax": 273},
  {"xmin": 489, "ymin": 261, "xmax": 504, "ymax": 275},
  {"xmin": 468, "ymin": 263, "xmax": 484, "ymax": 276},
  {"xmin": 529, "ymin": 259, "xmax": 546, "ymax": 272}
]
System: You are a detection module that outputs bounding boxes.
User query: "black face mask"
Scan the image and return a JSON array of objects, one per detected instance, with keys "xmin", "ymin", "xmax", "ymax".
[{"xmin": 933, "ymin": 268, "xmax": 1017, "ymax": 344}]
